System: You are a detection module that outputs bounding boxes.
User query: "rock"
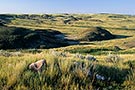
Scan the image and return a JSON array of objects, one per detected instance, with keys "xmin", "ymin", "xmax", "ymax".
[
  {"xmin": 85, "ymin": 55, "xmax": 96, "ymax": 61},
  {"xmin": 29, "ymin": 59, "xmax": 47, "ymax": 72},
  {"xmin": 96, "ymin": 74, "xmax": 105, "ymax": 80}
]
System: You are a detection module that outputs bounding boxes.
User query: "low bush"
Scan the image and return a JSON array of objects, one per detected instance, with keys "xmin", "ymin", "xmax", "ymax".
[{"xmin": 105, "ymin": 54, "xmax": 122, "ymax": 63}]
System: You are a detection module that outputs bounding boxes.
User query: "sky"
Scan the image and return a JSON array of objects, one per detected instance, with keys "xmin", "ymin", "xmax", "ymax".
[{"xmin": 0, "ymin": 0, "xmax": 135, "ymax": 15}]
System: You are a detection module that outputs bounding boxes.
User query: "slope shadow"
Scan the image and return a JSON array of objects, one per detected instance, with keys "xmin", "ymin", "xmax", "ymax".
[
  {"xmin": 73, "ymin": 34, "xmax": 131, "ymax": 46},
  {"xmin": 114, "ymin": 35, "xmax": 132, "ymax": 39},
  {"xmin": 35, "ymin": 30, "xmax": 80, "ymax": 48},
  {"xmin": 79, "ymin": 42, "xmax": 96, "ymax": 45},
  {"xmin": 0, "ymin": 26, "xmax": 79, "ymax": 49}
]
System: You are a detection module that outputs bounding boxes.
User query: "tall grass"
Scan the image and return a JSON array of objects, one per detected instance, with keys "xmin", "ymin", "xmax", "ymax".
[
  {"xmin": 0, "ymin": 50, "xmax": 134, "ymax": 90},
  {"xmin": 0, "ymin": 13, "xmax": 135, "ymax": 89}
]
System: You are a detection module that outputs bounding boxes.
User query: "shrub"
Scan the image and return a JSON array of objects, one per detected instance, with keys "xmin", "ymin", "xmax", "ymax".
[{"xmin": 105, "ymin": 54, "xmax": 122, "ymax": 63}]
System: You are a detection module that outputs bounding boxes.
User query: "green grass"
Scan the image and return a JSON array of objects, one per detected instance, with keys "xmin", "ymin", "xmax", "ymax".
[
  {"xmin": 0, "ymin": 50, "xmax": 134, "ymax": 90},
  {"xmin": 66, "ymin": 48, "xmax": 135, "ymax": 55},
  {"xmin": 0, "ymin": 13, "xmax": 135, "ymax": 90},
  {"xmin": 66, "ymin": 48, "xmax": 113, "ymax": 55}
]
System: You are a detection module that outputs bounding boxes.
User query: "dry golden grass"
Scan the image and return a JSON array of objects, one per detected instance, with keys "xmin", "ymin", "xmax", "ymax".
[{"xmin": 0, "ymin": 13, "xmax": 135, "ymax": 89}]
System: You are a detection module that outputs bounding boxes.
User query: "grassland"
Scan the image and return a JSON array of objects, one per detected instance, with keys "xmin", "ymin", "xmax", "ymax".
[{"xmin": 0, "ymin": 13, "xmax": 135, "ymax": 90}]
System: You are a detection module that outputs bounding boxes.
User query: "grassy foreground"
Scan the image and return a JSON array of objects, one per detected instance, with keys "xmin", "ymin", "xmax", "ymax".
[{"xmin": 0, "ymin": 50, "xmax": 135, "ymax": 90}]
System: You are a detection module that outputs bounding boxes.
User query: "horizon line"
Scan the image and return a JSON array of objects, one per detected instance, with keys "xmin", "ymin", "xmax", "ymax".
[{"xmin": 0, "ymin": 12, "xmax": 134, "ymax": 15}]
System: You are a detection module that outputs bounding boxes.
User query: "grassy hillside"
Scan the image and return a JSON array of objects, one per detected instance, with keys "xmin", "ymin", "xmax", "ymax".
[
  {"xmin": 0, "ymin": 13, "xmax": 135, "ymax": 90},
  {"xmin": 0, "ymin": 26, "xmax": 72, "ymax": 49}
]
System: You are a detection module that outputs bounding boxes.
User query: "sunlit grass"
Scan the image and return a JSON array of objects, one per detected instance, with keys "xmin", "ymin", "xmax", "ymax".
[
  {"xmin": 0, "ymin": 13, "xmax": 135, "ymax": 89},
  {"xmin": 0, "ymin": 50, "xmax": 134, "ymax": 89}
]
